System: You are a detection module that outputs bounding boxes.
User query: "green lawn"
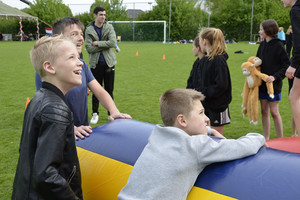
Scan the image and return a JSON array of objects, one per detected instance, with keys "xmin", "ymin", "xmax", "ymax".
[{"xmin": 0, "ymin": 41, "xmax": 293, "ymax": 198}]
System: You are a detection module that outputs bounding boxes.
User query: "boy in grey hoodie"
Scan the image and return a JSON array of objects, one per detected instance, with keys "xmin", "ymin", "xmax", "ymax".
[{"xmin": 118, "ymin": 89, "xmax": 266, "ymax": 200}]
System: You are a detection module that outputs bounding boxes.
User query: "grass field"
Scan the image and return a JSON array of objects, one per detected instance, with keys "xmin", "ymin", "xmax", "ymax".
[{"xmin": 0, "ymin": 41, "xmax": 293, "ymax": 198}]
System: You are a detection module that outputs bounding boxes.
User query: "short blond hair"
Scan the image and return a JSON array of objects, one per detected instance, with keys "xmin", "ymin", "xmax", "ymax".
[
  {"xmin": 30, "ymin": 35, "xmax": 68, "ymax": 77},
  {"xmin": 199, "ymin": 28, "xmax": 227, "ymax": 60},
  {"xmin": 160, "ymin": 89, "xmax": 205, "ymax": 126}
]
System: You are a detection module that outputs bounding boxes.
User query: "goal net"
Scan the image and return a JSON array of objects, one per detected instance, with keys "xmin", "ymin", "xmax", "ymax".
[{"xmin": 108, "ymin": 21, "xmax": 167, "ymax": 43}]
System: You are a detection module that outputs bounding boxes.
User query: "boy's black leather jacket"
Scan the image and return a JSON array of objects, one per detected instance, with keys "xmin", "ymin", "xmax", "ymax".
[{"xmin": 12, "ymin": 82, "xmax": 82, "ymax": 200}]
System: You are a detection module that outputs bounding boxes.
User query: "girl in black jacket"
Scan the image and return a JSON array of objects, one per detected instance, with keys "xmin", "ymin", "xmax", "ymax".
[
  {"xmin": 256, "ymin": 19, "xmax": 290, "ymax": 140},
  {"xmin": 197, "ymin": 28, "xmax": 232, "ymax": 134},
  {"xmin": 187, "ymin": 36, "xmax": 204, "ymax": 89}
]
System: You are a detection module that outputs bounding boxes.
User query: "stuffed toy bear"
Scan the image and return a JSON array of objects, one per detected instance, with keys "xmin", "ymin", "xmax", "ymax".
[{"xmin": 241, "ymin": 56, "xmax": 274, "ymax": 125}]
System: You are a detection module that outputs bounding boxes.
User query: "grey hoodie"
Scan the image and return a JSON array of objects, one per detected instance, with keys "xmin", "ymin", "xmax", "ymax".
[{"xmin": 118, "ymin": 125, "xmax": 265, "ymax": 200}]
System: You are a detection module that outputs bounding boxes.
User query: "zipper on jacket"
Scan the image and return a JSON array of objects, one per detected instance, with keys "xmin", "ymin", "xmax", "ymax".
[{"xmin": 67, "ymin": 165, "xmax": 76, "ymax": 183}]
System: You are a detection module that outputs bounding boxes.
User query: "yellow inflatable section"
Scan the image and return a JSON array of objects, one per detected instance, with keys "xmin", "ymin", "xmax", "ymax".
[{"xmin": 77, "ymin": 147, "xmax": 236, "ymax": 200}]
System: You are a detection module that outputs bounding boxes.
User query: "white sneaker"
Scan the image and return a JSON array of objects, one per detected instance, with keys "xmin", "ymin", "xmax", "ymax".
[{"xmin": 90, "ymin": 113, "xmax": 99, "ymax": 124}]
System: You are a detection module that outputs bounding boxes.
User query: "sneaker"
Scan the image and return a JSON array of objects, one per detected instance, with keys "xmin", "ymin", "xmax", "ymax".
[{"xmin": 90, "ymin": 113, "xmax": 99, "ymax": 124}]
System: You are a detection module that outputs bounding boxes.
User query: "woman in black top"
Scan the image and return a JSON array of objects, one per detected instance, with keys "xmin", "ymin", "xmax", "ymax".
[{"xmin": 282, "ymin": 0, "xmax": 300, "ymax": 136}]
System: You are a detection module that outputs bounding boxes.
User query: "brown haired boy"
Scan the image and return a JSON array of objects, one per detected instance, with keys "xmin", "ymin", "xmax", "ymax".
[{"xmin": 118, "ymin": 89, "xmax": 266, "ymax": 200}]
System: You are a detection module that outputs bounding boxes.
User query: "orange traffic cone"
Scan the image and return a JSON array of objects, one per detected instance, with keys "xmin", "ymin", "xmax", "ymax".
[
  {"xmin": 136, "ymin": 51, "xmax": 139, "ymax": 56},
  {"xmin": 25, "ymin": 97, "xmax": 30, "ymax": 110},
  {"xmin": 163, "ymin": 54, "xmax": 166, "ymax": 60}
]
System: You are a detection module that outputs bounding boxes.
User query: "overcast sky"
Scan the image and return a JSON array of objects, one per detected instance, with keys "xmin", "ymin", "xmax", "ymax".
[{"xmin": 0, "ymin": 0, "xmax": 157, "ymax": 15}]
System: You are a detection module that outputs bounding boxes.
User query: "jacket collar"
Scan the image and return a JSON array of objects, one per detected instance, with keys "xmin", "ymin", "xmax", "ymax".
[
  {"xmin": 42, "ymin": 82, "xmax": 68, "ymax": 105},
  {"xmin": 88, "ymin": 20, "xmax": 107, "ymax": 28}
]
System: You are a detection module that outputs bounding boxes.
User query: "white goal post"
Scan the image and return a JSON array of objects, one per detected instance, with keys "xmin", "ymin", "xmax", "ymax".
[{"xmin": 108, "ymin": 21, "xmax": 167, "ymax": 44}]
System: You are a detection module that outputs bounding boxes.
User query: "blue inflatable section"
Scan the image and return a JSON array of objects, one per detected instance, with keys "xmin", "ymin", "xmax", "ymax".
[
  {"xmin": 196, "ymin": 147, "xmax": 300, "ymax": 199},
  {"xmin": 76, "ymin": 119, "xmax": 155, "ymax": 166},
  {"xmin": 76, "ymin": 119, "xmax": 300, "ymax": 200}
]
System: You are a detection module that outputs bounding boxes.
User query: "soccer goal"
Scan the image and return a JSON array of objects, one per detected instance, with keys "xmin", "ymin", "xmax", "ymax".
[{"xmin": 108, "ymin": 21, "xmax": 167, "ymax": 43}]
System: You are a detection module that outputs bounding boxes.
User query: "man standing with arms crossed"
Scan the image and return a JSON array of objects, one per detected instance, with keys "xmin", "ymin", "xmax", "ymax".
[{"xmin": 85, "ymin": 6, "xmax": 117, "ymax": 124}]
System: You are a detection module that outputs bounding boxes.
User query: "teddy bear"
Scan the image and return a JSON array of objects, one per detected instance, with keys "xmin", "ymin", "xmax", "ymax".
[{"xmin": 241, "ymin": 56, "xmax": 274, "ymax": 125}]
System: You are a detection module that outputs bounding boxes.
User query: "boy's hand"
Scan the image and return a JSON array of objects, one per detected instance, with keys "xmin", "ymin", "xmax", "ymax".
[
  {"xmin": 211, "ymin": 129, "xmax": 226, "ymax": 139},
  {"xmin": 108, "ymin": 113, "xmax": 132, "ymax": 121},
  {"xmin": 74, "ymin": 125, "xmax": 92, "ymax": 140}
]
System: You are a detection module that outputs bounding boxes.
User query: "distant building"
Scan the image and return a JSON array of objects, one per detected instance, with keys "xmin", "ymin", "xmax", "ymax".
[{"xmin": 126, "ymin": 9, "xmax": 144, "ymax": 20}]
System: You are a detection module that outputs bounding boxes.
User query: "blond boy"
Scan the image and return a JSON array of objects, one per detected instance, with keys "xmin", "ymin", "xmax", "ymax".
[
  {"xmin": 35, "ymin": 17, "xmax": 131, "ymax": 140},
  {"xmin": 12, "ymin": 36, "xmax": 83, "ymax": 199},
  {"xmin": 118, "ymin": 89, "xmax": 266, "ymax": 200}
]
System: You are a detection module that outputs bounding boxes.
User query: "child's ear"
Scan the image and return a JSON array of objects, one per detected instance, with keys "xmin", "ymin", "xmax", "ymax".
[
  {"xmin": 43, "ymin": 61, "xmax": 55, "ymax": 75},
  {"xmin": 202, "ymin": 39, "xmax": 206, "ymax": 46},
  {"xmin": 176, "ymin": 114, "xmax": 187, "ymax": 128},
  {"xmin": 198, "ymin": 46, "xmax": 203, "ymax": 52}
]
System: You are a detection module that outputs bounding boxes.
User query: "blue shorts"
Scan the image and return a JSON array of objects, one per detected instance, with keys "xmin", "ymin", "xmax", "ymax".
[{"xmin": 259, "ymin": 92, "xmax": 281, "ymax": 102}]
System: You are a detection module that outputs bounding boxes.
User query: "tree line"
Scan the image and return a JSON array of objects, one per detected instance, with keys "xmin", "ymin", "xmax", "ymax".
[{"xmin": 0, "ymin": 0, "xmax": 290, "ymax": 41}]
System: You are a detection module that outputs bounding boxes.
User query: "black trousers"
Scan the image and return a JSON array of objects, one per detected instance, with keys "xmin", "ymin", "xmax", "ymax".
[{"xmin": 91, "ymin": 61, "xmax": 115, "ymax": 115}]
